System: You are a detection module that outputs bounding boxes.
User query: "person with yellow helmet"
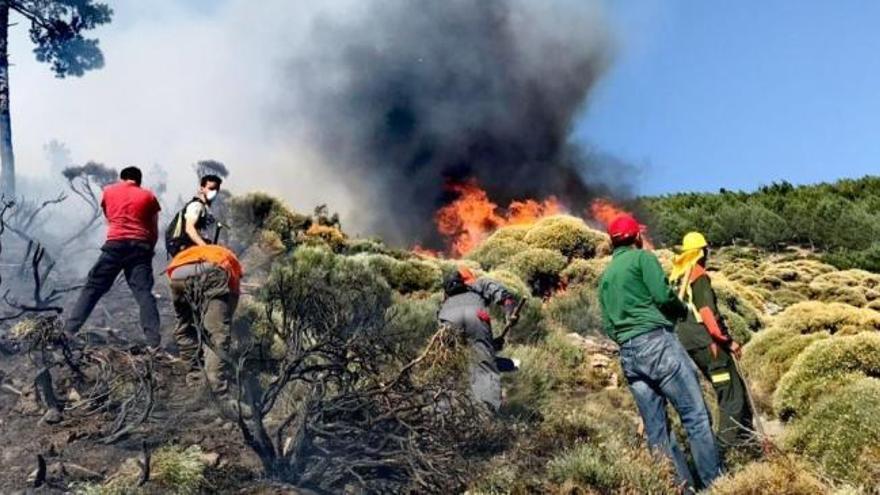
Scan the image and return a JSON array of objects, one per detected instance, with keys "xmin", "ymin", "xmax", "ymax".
[{"xmin": 670, "ymin": 232, "xmax": 754, "ymax": 451}]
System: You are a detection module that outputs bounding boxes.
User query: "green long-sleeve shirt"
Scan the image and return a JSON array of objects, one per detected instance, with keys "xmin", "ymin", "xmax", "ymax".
[{"xmin": 598, "ymin": 246, "xmax": 687, "ymax": 344}]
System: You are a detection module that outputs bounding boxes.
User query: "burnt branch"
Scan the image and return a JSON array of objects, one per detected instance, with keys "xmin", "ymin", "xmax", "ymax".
[{"xmin": 180, "ymin": 253, "xmax": 488, "ymax": 493}]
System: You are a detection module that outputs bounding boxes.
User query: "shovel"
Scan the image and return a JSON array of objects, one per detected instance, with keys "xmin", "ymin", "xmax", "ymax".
[
  {"xmin": 731, "ymin": 355, "xmax": 773, "ymax": 455},
  {"xmin": 493, "ymin": 299, "xmax": 527, "ymax": 372}
]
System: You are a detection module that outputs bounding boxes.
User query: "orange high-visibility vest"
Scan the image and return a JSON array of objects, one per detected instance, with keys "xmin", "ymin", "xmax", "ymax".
[{"xmin": 166, "ymin": 245, "xmax": 243, "ymax": 293}]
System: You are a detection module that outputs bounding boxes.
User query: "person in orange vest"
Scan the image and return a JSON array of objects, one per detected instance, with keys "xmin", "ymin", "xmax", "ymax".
[
  {"xmin": 166, "ymin": 244, "xmax": 242, "ymax": 401},
  {"xmin": 670, "ymin": 232, "xmax": 753, "ymax": 450}
]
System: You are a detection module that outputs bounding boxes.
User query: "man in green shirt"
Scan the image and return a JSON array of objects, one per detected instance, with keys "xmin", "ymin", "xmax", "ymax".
[{"xmin": 598, "ymin": 214, "xmax": 722, "ymax": 491}]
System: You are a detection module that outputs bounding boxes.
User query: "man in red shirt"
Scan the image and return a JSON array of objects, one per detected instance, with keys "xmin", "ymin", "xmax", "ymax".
[{"xmin": 64, "ymin": 166, "xmax": 162, "ymax": 348}]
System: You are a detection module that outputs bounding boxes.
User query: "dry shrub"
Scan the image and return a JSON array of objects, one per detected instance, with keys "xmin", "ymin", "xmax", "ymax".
[
  {"xmin": 560, "ymin": 257, "xmax": 609, "ymax": 288},
  {"xmin": 740, "ymin": 328, "xmax": 830, "ymax": 410},
  {"xmin": 784, "ymin": 377, "xmax": 880, "ymax": 486},
  {"xmin": 809, "ymin": 269, "xmax": 880, "ymax": 307},
  {"xmin": 546, "ymin": 436, "xmax": 678, "ymax": 495},
  {"xmin": 773, "ymin": 288, "xmax": 809, "ymax": 308},
  {"xmin": 302, "ymin": 223, "xmax": 347, "ymax": 251},
  {"xmin": 541, "ymin": 391, "xmax": 639, "ymax": 445},
  {"xmin": 353, "ymin": 253, "xmax": 442, "ymax": 293},
  {"xmin": 386, "ymin": 291, "xmax": 444, "ymax": 356},
  {"xmin": 771, "ymin": 301, "xmax": 880, "ymax": 336},
  {"xmin": 653, "ymin": 248, "xmax": 675, "ymax": 272},
  {"xmin": 521, "ymin": 215, "xmax": 606, "ymax": 259},
  {"xmin": 490, "ymin": 224, "xmax": 531, "ymax": 242},
  {"xmin": 77, "ymin": 445, "xmax": 207, "ymax": 495},
  {"xmin": 501, "ymin": 248, "xmax": 568, "ymax": 296},
  {"xmin": 724, "ymin": 266, "xmax": 762, "ymax": 286},
  {"xmin": 227, "ymin": 192, "xmax": 310, "ymax": 252},
  {"xmin": 740, "ymin": 301, "xmax": 880, "ymax": 408},
  {"xmin": 774, "ymin": 333, "xmax": 880, "ymax": 420},
  {"xmin": 467, "ymin": 235, "xmax": 530, "ymax": 270},
  {"xmin": 761, "ymin": 259, "xmax": 836, "ymax": 288},
  {"xmin": 708, "ymin": 456, "xmax": 831, "ymax": 495},
  {"xmin": 713, "ymin": 276, "xmax": 764, "ymax": 344},
  {"xmin": 545, "ymin": 285, "xmax": 604, "ymax": 335},
  {"xmin": 504, "ymin": 331, "xmax": 597, "ymax": 415}
]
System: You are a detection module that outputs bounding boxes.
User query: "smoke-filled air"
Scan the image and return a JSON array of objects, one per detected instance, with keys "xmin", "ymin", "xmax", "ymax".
[
  {"xmin": 281, "ymin": 0, "xmax": 623, "ymax": 245},
  {"xmin": 1, "ymin": 1, "xmax": 880, "ymax": 494}
]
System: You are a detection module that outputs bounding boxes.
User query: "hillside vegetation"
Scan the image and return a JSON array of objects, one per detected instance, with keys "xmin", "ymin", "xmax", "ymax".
[
  {"xmin": 3, "ymin": 182, "xmax": 880, "ymax": 493},
  {"xmin": 642, "ymin": 175, "xmax": 880, "ymax": 272}
]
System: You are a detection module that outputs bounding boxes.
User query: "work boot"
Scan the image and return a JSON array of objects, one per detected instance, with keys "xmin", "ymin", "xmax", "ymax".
[
  {"xmin": 40, "ymin": 408, "xmax": 63, "ymax": 425},
  {"xmin": 144, "ymin": 331, "xmax": 161, "ymax": 350}
]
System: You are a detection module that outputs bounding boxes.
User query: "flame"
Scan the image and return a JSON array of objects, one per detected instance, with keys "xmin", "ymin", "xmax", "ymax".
[
  {"xmin": 434, "ymin": 179, "xmax": 562, "ymax": 256},
  {"xmin": 589, "ymin": 198, "xmax": 653, "ymax": 249},
  {"xmin": 412, "ymin": 245, "xmax": 442, "ymax": 258}
]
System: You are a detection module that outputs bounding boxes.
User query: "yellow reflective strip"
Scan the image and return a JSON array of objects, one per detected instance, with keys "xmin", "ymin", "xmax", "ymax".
[{"xmin": 711, "ymin": 372, "xmax": 731, "ymax": 384}]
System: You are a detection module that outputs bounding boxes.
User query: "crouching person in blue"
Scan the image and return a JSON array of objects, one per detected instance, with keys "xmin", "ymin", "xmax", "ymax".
[
  {"xmin": 438, "ymin": 266, "xmax": 519, "ymax": 412},
  {"xmin": 598, "ymin": 214, "xmax": 723, "ymax": 491}
]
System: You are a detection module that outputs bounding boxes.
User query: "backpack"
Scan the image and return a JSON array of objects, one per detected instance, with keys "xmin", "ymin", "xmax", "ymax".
[{"xmin": 164, "ymin": 198, "xmax": 207, "ymax": 258}]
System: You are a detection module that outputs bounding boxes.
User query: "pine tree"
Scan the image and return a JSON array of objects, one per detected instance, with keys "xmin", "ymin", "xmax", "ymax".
[{"xmin": 0, "ymin": 1, "xmax": 112, "ymax": 196}]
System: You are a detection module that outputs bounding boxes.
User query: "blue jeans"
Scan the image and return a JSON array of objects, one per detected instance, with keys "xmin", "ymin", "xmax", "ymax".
[{"xmin": 619, "ymin": 328, "xmax": 722, "ymax": 489}]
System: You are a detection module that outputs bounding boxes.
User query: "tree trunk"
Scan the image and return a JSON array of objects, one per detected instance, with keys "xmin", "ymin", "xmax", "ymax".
[{"xmin": 0, "ymin": 2, "xmax": 15, "ymax": 197}]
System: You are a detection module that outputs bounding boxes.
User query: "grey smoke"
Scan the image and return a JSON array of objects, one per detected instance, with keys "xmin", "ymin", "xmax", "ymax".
[{"xmin": 282, "ymin": 0, "xmax": 626, "ymax": 245}]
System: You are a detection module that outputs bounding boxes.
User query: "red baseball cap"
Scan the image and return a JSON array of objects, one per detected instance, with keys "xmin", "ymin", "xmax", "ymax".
[{"xmin": 608, "ymin": 214, "xmax": 641, "ymax": 240}]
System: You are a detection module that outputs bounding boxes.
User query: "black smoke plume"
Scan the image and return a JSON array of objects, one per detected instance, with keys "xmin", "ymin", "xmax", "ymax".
[{"xmin": 285, "ymin": 0, "xmax": 626, "ymax": 245}]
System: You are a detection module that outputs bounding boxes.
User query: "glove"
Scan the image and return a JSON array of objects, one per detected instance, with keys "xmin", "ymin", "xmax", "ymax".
[
  {"xmin": 492, "ymin": 336, "xmax": 506, "ymax": 351},
  {"xmin": 502, "ymin": 298, "xmax": 519, "ymax": 322},
  {"xmin": 709, "ymin": 342, "xmax": 719, "ymax": 360},
  {"xmin": 726, "ymin": 340, "xmax": 743, "ymax": 359}
]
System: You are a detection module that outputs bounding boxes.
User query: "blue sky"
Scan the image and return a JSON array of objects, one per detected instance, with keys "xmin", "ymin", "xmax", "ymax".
[{"xmin": 576, "ymin": 1, "xmax": 880, "ymax": 195}]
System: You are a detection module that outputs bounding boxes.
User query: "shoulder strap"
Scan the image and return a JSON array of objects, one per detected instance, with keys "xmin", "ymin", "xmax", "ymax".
[{"xmin": 678, "ymin": 269, "xmax": 704, "ymax": 323}]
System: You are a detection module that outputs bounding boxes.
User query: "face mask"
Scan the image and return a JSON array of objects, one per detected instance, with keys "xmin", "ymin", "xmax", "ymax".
[{"xmin": 205, "ymin": 189, "xmax": 218, "ymax": 202}]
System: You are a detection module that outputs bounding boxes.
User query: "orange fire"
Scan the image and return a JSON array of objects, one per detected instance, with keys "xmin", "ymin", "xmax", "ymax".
[
  {"xmin": 412, "ymin": 245, "xmax": 442, "ymax": 258},
  {"xmin": 589, "ymin": 198, "xmax": 653, "ymax": 249},
  {"xmin": 435, "ymin": 179, "xmax": 562, "ymax": 256}
]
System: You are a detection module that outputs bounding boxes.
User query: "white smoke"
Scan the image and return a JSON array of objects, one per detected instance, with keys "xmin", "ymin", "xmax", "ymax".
[{"xmin": 9, "ymin": 0, "xmax": 614, "ymax": 241}]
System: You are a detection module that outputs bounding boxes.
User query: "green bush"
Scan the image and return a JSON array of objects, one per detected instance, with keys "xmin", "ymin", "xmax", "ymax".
[
  {"xmin": 713, "ymin": 278, "xmax": 763, "ymax": 345},
  {"xmin": 808, "ymin": 269, "xmax": 880, "ymax": 307},
  {"xmin": 560, "ymin": 257, "xmax": 609, "ymax": 288},
  {"xmin": 386, "ymin": 292, "xmax": 443, "ymax": 357},
  {"xmin": 784, "ymin": 377, "xmax": 880, "ymax": 486},
  {"xmin": 771, "ymin": 289, "xmax": 809, "ymax": 308},
  {"xmin": 824, "ymin": 243, "xmax": 880, "ymax": 273},
  {"xmin": 771, "ymin": 301, "xmax": 880, "ymax": 336},
  {"xmin": 545, "ymin": 285, "xmax": 603, "ymax": 335},
  {"xmin": 521, "ymin": 215, "xmax": 606, "ymax": 259},
  {"xmin": 490, "ymin": 224, "xmax": 531, "ymax": 242},
  {"xmin": 466, "ymin": 235, "xmax": 529, "ymax": 270},
  {"xmin": 501, "ymin": 248, "xmax": 567, "ymax": 296},
  {"xmin": 227, "ymin": 192, "xmax": 310, "ymax": 252},
  {"xmin": 262, "ymin": 247, "xmax": 391, "ymax": 339},
  {"xmin": 740, "ymin": 327, "xmax": 830, "ymax": 410},
  {"xmin": 774, "ymin": 333, "xmax": 880, "ymax": 420},
  {"xmin": 504, "ymin": 332, "xmax": 587, "ymax": 415},
  {"xmin": 353, "ymin": 253, "xmax": 441, "ymax": 293},
  {"xmin": 547, "ymin": 437, "xmax": 678, "ymax": 494},
  {"xmin": 708, "ymin": 456, "xmax": 831, "ymax": 495}
]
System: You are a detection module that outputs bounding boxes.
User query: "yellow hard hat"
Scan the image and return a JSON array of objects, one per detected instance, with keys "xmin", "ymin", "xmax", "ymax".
[{"xmin": 681, "ymin": 232, "xmax": 708, "ymax": 252}]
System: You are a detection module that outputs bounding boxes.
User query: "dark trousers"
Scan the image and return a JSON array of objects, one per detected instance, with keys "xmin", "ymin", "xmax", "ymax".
[
  {"xmin": 688, "ymin": 345, "xmax": 754, "ymax": 449},
  {"xmin": 170, "ymin": 275, "xmax": 238, "ymax": 394},
  {"xmin": 64, "ymin": 240, "xmax": 160, "ymax": 346}
]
